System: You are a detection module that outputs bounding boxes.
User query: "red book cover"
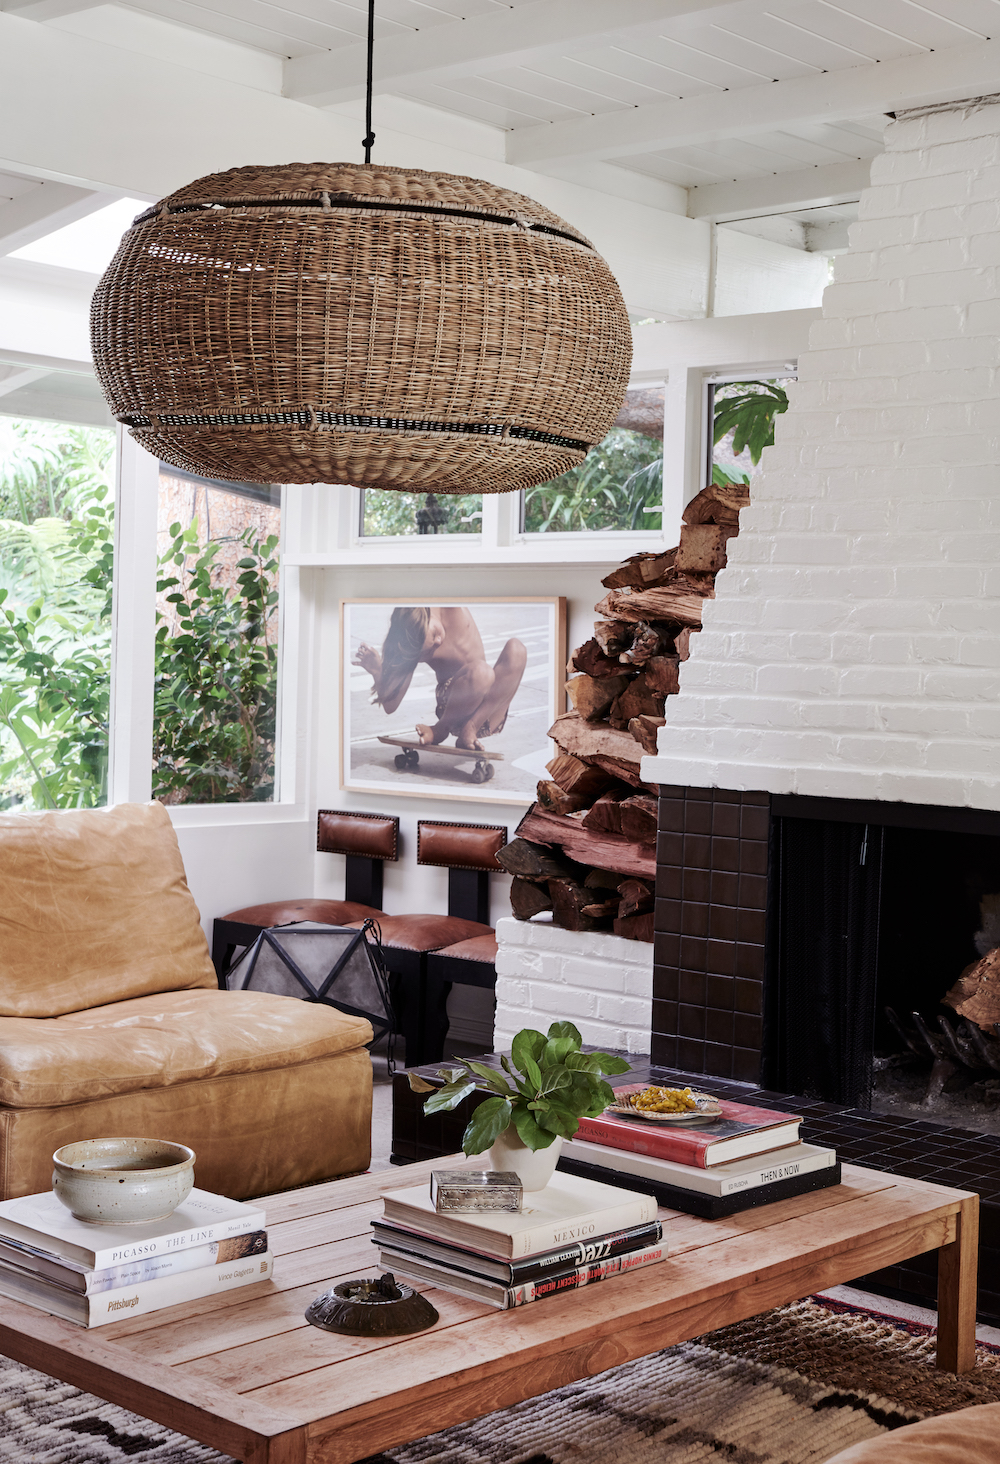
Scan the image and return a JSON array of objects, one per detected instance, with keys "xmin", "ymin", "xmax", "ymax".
[{"xmin": 576, "ymin": 1087, "xmax": 802, "ymax": 1169}]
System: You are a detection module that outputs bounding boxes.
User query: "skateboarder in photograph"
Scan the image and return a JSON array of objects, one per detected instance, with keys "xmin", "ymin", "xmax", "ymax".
[{"xmin": 353, "ymin": 606, "xmax": 527, "ymax": 752}]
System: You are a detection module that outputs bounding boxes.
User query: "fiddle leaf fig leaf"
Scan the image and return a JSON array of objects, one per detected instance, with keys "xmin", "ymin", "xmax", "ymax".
[
  {"xmin": 511, "ymin": 1028, "xmax": 547, "ymax": 1074},
  {"xmin": 462, "ymin": 1096, "xmax": 513, "ymax": 1155},
  {"xmin": 422, "ymin": 1078, "xmax": 477, "ymax": 1115},
  {"xmin": 460, "ymin": 1059, "xmax": 514, "ymax": 1097},
  {"xmin": 512, "ymin": 1105, "xmax": 559, "ymax": 1150},
  {"xmin": 547, "ymin": 1020, "xmax": 583, "ymax": 1046}
]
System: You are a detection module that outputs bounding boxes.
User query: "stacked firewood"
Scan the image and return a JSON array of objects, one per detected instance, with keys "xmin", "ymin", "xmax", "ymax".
[{"xmin": 498, "ymin": 483, "xmax": 750, "ymax": 943}]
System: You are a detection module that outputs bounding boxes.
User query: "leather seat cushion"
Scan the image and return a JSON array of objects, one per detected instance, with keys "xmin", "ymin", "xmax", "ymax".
[
  {"xmin": 825, "ymin": 1404, "xmax": 1000, "ymax": 1463},
  {"xmin": 434, "ymin": 933, "xmax": 498, "ymax": 963},
  {"xmin": 0, "ymin": 801, "xmax": 216, "ymax": 1019},
  {"xmin": 221, "ymin": 898, "xmax": 383, "ymax": 926},
  {"xmin": 0, "ymin": 989, "xmax": 373, "ymax": 1108},
  {"xmin": 350, "ymin": 914, "xmax": 493, "ymax": 952}
]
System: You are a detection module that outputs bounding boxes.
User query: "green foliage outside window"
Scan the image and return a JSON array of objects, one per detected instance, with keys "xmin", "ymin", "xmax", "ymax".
[
  {"xmin": 523, "ymin": 427, "xmax": 662, "ymax": 533},
  {"xmin": 0, "ymin": 418, "xmax": 281, "ymax": 810},
  {"xmin": 362, "ymin": 489, "xmax": 483, "ymax": 536},
  {"xmin": 0, "ymin": 420, "xmax": 114, "ymax": 810},
  {"xmin": 153, "ymin": 522, "xmax": 280, "ymax": 805},
  {"xmin": 711, "ymin": 380, "xmax": 790, "ymax": 487}
]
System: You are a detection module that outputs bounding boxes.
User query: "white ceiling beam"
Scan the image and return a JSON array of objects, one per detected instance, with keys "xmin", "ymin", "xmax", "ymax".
[
  {"xmin": 0, "ymin": 0, "xmax": 103, "ymax": 19},
  {"xmin": 0, "ymin": 364, "xmax": 47, "ymax": 397},
  {"xmin": 688, "ymin": 160, "xmax": 873, "ymax": 222},
  {"xmin": 507, "ymin": 38, "xmax": 1000, "ymax": 165},
  {"xmin": 0, "ymin": 179, "xmax": 107, "ymax": 254},
  {"xmin": 285, "ymin": 0, "xmax": 736, "ymax": 108}
]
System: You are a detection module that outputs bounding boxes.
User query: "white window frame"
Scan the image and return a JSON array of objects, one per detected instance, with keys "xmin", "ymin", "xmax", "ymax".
[{"xmin": 110, "ymin": 430, "xmax": 306, "ymax": 823}]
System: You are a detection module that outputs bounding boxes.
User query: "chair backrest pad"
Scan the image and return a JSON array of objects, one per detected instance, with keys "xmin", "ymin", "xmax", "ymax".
[{"xmin": 0, "ymin": 802, "xmax": 216, "ymax": 1018}]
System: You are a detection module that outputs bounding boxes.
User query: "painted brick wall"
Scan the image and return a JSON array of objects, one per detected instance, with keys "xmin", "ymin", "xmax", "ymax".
[
  {"xmin": 642, "ymin": 99, "xmax": 1000, "ymax": 812},
  {"xmin": 493, "ymin": 916, "xmax": 652, "ymax": 1055}
]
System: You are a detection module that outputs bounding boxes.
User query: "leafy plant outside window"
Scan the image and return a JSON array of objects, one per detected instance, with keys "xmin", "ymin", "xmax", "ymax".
[
  {"xmin": 522, "ymin": 427, "xmax": 662, "ymax": 533},
  {"xmin": 0, "ymin": 420, "xmax": 114, "ymax": 810},
  {"xmin": 711, "ymin": 379, "xmax": 791, "ymax": 488},
  {"xmin": 153, "ymin": 522, "xmax": 280, "ymax": 804},
  {"xmin": 361, "ymin": 489, "xmax": 483, "ymax": 536}
]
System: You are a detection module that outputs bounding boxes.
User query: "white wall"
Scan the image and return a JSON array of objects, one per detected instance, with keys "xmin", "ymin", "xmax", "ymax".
[{"xmin": 644, "ymin": 100, "xmax": 1000, "ymax": 812}]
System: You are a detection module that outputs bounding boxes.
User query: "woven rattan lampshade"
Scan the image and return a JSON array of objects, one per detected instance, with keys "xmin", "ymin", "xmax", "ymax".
[{"xmin": 90, "ymin": 163, "xmax": 632, "ymax": 492}]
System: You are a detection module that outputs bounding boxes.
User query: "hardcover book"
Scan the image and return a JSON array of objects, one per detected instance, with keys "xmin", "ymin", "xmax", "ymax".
[
  {"xmin": 557, "ymin": 1154, "xmax": 841, "ymax": 1220},
  {"xmin": 370, "ymin": 1218, "xmax": 664, "ymax": 1285},
  {"xmin": 380, "ymin": 1238, "xmax": 667, "ymax": 1309},
  {"xmin": 0, "ymin": 1249, "xmax": 274, "ymax": 1327},
  {"xmin": 0, "ymin": 1230, "xmax": 269, "ymax": 1295},
  {"xmin": 577, "ymin": 1090, "xmax": 802, "ymax": 1168},
  {"xmin": 0, "ymin": 1188, "xmax": 266, "ymax": 1271},
  {"xmin": 380, "ymin": 1171, "xmax": 656, "ymax": 1259},
  {"xmin": 560, "ymin": 1139, "xmax": 836, "ymax": 1197}
]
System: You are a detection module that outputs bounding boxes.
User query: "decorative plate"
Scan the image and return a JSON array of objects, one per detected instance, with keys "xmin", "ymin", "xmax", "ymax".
[{"xmin": 607, "ymin": 1089, "xmax": 723, "ymax": 1124}]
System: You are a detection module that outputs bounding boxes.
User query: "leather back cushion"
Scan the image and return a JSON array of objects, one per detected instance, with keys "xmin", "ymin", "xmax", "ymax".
[
  {"xmin": 417, "ymin": 821, "xmax": 507, "ymax": 871},
  {"xmin": 317, "ymin": 810, "xmax": 399, "ymax": 860},
  {"xmin": 0, "ymin": 801, "xmax": 217, "ymax": 1018}
]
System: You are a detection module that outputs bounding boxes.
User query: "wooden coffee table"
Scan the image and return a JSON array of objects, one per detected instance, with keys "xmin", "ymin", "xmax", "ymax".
[{"xmin": 0, "ymin": 1159, "xmax": 978, "ymax": 1464}]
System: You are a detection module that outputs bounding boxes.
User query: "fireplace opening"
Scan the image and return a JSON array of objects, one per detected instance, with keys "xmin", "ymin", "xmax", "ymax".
[{"xmin": 763, "ymin": 803, "xmax": 1000, "ymax": 1135}]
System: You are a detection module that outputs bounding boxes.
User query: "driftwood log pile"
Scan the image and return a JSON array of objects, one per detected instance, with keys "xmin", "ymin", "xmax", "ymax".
[{"xmin": 499, "ymin": 483, "xmax": 750, "ymax": 943}]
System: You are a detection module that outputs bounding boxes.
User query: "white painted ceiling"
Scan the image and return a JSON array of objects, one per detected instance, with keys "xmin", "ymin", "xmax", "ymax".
[{"xmin": 4, "ymin": 0, "xmax": 998, "ymax": 255}]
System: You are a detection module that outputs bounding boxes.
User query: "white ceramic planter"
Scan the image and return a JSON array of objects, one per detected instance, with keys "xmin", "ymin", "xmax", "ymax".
[
  {"xmin": 488, "ymin": 1128, "xmax": 563, "ymax": 1191},
  {"xmin": 52, "ymin": 1137, "xmax": 196, "ymax": 1224}
]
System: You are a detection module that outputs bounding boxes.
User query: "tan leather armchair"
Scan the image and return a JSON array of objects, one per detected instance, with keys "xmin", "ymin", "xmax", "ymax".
[{"xmin": 0, "ymin": 802, "xmax": 373, "ymax": 1200}]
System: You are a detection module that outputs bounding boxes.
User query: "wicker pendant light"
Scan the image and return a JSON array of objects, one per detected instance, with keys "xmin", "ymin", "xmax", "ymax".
[{"xmin": 90, "ymin": 162, "xmax": 632, "ymax": 492}]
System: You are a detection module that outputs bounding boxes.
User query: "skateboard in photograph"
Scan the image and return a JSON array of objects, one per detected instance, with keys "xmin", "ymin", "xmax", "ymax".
[{"xmin": 377, "ymin": 735, "xmax": 504, "ymax": 784}]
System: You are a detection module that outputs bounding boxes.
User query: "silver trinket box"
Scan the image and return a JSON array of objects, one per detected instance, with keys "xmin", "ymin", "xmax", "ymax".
[{"xmin": 430, "ymin": 1170, "xmax": 523, "ymax": 1212}]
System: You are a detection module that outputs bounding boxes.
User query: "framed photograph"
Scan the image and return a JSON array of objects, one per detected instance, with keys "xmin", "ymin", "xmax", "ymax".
[{"xmin": 341, "ymin": 597, "xmax": 566, "ymax": 804}]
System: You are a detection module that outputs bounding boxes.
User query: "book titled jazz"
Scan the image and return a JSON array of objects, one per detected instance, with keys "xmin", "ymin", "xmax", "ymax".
[
  {"xmin": 576, "ymin": 1091, "xmax": 802, "ymax": 1168},
  {"xmin": 381, "ymin": 1239, "xmax": 667, "ymax": 1309}
]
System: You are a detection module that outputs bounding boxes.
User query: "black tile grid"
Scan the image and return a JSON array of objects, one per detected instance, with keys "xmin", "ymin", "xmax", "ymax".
[{"xmin": 654, "ymin": 787, "xmax": 770, "ymax": 1082}]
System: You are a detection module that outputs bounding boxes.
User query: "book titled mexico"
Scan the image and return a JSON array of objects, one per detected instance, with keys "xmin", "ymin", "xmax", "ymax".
[
  {"xmin": 0, "ymin": 1189, "xmax": 266, "ymax": 1271},
  {"xmin": 0, "ymin": 1249, "xmax": 274, "ymax": 1327},
  {"xmin": 380, "ymin": 1171, "xmax": 656, "ymax": 1260},
  {"xmin": 576, "ymin": 1090, "xmax": 802, "ymax": 1168},
  {"xmin": 380, "ymin": 1238, "xmax": 667, "ymax": 1309},
  {"xmin": 370, "ymin": 1218, "xmax": 664, "ymax": 1286}
]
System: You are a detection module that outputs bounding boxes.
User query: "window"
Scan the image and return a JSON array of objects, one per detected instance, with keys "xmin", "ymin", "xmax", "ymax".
[
  {"xmin": 153, "ymin": 467, "xmax": 281, "ymax": 805},
  {"xmin": 360, "ymin": 489, "xmax": 482, "ymax": 537},
  {"xmin": 0, "ymin": 417, "xmax": 115, "ymax": 810},
  {"xmin": 521, "ymin": 385, "xmax": 663, "ymax": 534},
  {"xmin": 707, "ymin": 375, "xmax": 794, "ymax": 489}
]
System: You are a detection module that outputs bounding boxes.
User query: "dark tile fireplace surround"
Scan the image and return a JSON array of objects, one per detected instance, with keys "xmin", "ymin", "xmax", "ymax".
[{"xmin": 653, "ymin": 785, "xmax": 1000, "ymax": 1324}]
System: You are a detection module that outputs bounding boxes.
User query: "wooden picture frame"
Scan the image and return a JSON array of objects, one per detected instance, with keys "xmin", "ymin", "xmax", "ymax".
[{"xmin": 341, "ymin": 597, "xmax": 566, "ymax": 804}]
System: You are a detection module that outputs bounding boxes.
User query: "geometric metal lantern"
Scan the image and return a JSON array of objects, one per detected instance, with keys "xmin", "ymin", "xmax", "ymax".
[
  {"xmin": 89, "ymin": 162, "xmax": 632, "ymax": 493},
  {"xmin": 225, "ymin": 921, "xmax": 393, "ymax": 1047}
]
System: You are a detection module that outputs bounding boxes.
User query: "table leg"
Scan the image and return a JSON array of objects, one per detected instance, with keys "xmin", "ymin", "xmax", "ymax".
[{"xmin": 936, "ymin": 1194, "xmax": 979, "ymax": 1373}]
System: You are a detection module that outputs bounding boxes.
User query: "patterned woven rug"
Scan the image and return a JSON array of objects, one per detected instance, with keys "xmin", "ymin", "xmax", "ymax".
[{"xmin": 2, "ymin": 1298, "xmax": 1000, "ymax": 1464}]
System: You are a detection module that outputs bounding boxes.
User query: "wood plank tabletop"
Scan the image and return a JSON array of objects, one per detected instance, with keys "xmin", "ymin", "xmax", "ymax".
[{"xmin": 0, "ymin": 1156, "xmax": 979, "ymax": 1464}]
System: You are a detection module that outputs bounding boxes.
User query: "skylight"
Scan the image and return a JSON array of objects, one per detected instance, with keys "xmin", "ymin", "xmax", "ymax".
[{"xmin": 11, "ymin": 197, "xmax": 149, "ymax": 276}]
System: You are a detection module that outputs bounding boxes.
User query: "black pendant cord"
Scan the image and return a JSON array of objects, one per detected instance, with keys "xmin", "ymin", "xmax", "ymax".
[{"xmin": 363, "ymin": 0, "xmax": 376, "ymax": 163}]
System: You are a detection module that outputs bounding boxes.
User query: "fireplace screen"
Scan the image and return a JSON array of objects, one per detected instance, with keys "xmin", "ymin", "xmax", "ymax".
[{"xmin": 765, "ymin": 810, "xmax": 1000, "ymax": 1132}]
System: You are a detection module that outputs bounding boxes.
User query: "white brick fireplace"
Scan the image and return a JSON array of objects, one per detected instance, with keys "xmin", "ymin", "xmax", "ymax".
[{"xmin": 643, "ymin": 97, "xmax": 1000, "ymax": 812}]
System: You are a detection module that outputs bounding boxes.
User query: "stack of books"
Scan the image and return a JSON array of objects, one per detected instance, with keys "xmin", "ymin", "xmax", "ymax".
[
  {"xmin": 559, "ymin": 1089, "xmax": 840, "ymax": 1219},
  {"xmin": 0, "ymin": 1187, "xmax": 273, "ymax": 1327},
  {"xmin": 375, "ymin": 1170, "xmax": 666, "ymax": 1309}
]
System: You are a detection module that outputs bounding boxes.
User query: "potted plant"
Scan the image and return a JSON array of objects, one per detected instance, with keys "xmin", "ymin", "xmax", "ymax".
[{"xmin": 422, "ymin": 1021, "xmax": 631, "ymax": 1190}]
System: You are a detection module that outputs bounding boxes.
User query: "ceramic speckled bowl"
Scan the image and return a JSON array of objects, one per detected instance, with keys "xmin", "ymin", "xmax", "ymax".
[{"xmin": 52, "ymin": 1138, "xmax": 196, "ymax": 1224}]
